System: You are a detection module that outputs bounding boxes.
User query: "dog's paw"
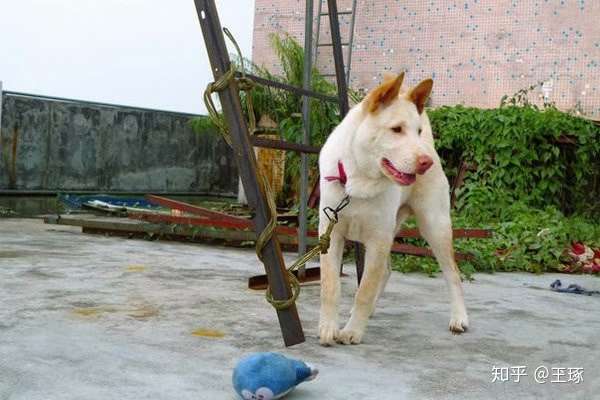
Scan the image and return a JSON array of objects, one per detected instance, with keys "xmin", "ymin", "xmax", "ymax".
[
  {"xmin": 319, "ymin": 321, "xmax": 339, "ymax": 346},
  {"xmin": 337, "ymin": 327, "xmax": 364, "ymax": 345},
  {"xmin": 449, "ymin": 312, "xmax": 469, "ymax": 334}
]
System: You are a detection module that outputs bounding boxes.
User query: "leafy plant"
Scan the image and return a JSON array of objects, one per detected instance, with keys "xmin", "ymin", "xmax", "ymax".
[
  {"xmin": 389, "ymin": 101, "xmax": 600, "ymax": 276},
  {"xmin": 429, "ymin": 104, "xmax": 600, "ymax": 217},
  {"xmin": 189, "ymin": 115, "xmax": 218, "ymax": 135},
  {"xmin": 391, "ymin": 203, "xmax": 600, "ymax": 277},
  {"xmin": 500, "ymin": 82, "xmax": 543, "ymax": 107},
  {"xmin": 258, "ymin": 34, "xmax": 343, "ymax": 204},
  {"xmin": 190, "ymin": 33, "xmax": 345, "ymax": 204},
  {"xmin": 0, "ymin": 206, "xmax": 16, "ymax": 217}
]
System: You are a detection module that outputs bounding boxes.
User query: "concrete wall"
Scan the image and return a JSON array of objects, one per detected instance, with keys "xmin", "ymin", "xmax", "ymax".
[
  {"xmin": 253, "ymin": 0, "xmax": 600, "ymax": 118},
  {"xmin": 0, "ymin": 92, "xmax": 237, "ymax": 195}
]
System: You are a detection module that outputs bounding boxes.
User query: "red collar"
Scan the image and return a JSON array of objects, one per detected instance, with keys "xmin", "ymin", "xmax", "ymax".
[{"xmin": 324, "ymin": 160, "xmax": 347, "ymax": 186}]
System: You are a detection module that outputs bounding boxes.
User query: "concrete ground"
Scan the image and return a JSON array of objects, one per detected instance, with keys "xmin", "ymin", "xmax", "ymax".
[{"xmin": 1, "ymin": 218, "xmax": 599, "ymax": 400}]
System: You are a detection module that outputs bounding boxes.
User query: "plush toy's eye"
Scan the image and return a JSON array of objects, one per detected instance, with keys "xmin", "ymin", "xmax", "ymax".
[
  {"xmin": 241, "ymin": 390, "xmax": 255, "ymax": 400},
  {"xmin": 255, "ymin": 387, "xmax": 274, "ymax": 400},
  {"xmin": 391, "ymin": 126, "xmax": 403, "ymax": 133}
]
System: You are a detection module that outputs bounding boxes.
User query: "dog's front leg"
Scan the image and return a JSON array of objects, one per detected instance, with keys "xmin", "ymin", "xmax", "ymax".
[
  {"xmin": 338, "ymin": 240, "xmax": 392, "ymax": 345},
  {"xmin": 319, "ymin": 227, "xmax": 345, "ymax": 346},
  {"xmin": 414, "ymin": 208, "xmax": 469, "ymax": 333}
]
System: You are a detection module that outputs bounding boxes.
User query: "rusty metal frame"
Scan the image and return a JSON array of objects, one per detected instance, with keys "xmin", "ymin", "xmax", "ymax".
[
  {"xmin": 193, "ymin": 0, "xmax": 361, "ymax": 346},
  {"xmin": 195, "ymin": 0, "xmax": 305, "ymax": 346}
]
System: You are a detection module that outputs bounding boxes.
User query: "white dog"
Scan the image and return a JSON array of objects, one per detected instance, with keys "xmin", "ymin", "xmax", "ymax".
[{"xmin": 318, "ymin": 73, "xmax": 469, "ymax": 345}]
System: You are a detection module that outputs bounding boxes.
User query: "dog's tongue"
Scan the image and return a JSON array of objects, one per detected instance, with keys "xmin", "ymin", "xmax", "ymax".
[{"xmin": 382, "ymin": 158, "xmax": 416, "ymax": 185}]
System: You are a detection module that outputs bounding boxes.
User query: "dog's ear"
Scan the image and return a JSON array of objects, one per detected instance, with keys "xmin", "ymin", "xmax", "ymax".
[
  {"xmin": 382, "ymin": 72, "xmax": 397, "ymax": 81},
  {"xmin": 407, "ymin": 79, "xmax": 433, "ymax": 114},
  {"xmin": 365, "ymin": 72, "xmax": 404, "ymax": 113}
]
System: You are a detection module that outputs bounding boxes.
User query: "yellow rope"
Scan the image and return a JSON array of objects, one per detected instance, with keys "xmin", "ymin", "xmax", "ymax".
[{"xmin": 202, "ymin": 27, "xmax": 346, "ymax": 310}]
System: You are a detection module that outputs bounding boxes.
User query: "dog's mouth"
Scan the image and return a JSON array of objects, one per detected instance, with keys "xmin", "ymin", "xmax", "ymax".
[{"xmin": 381, "ymin": 158, "xmax": 416, "ymax": 185}]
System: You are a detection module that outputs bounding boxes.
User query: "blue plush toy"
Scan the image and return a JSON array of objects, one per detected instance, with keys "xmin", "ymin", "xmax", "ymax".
[{"xmin": 232, "ymin": 352, "xmax": 318, "ymax": 399}]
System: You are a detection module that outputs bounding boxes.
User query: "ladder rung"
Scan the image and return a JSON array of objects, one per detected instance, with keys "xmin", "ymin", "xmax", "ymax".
[
  {"xmin": 320, "ymin": 11, "xmax": 353, "ymax": 16},
  {"xmin": 318, "ymin": 42, "xmax": 350, "ymax": 47}
]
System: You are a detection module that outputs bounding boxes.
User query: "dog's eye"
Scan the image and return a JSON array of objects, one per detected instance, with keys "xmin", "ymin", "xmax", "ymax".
[
  {"xmin": 418, "ymin": 127, "xmax": 423, "ymax": 135},
  {"xmin": 391, "ymin": 126, "xmax": 403, "ymax": 133}
]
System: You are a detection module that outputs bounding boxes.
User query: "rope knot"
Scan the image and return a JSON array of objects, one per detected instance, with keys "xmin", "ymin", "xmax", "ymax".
[
  {"xmin": 318, "ymin": 234, "xmax": 331, "ymax": 254},
  {"xmin": 237, "ymin": 76, "xmax": 255, "ymax": 91}
]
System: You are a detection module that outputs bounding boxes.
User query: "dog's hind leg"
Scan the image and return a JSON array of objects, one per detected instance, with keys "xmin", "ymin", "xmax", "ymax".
[
  {"xmin": 319, "ymin": 225, "xmax": 346, "ymax": 346},
  {"xmin": 338, "ymin": 238, "xmax": 393, "ymax": 344},
  {"xmin": 412, "ymin": 200, "xmax": 469, "ymax": 334}
]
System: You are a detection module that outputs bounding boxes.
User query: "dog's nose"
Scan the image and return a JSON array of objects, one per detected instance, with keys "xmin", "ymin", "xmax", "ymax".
[{"xmin": 415, "ymin": 154, "xmax": 433, "ymax": 174}]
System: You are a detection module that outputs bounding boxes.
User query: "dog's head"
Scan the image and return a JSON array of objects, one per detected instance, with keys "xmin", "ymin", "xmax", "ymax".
[{"xmin": 353, "ymin": 73, "xmax": 434, "ymax": 186}]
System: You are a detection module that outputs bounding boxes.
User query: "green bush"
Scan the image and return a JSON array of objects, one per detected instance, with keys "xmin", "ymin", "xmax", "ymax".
[
  {"xmin": 392, "ymin": 204, "xmax": 600, "ymax": 278},
  {"xmin": 395, "ymin": 103, "xmax": 600, "ymax": 277},
  {"xmin": 429, "ymin": 104, "xmax": 600, "ymax": 217}
]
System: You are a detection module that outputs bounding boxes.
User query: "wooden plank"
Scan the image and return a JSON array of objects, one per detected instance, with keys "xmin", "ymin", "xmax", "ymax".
[
  {"xmin": 45, "ymin": 214, "xmax": 316, "ymax": 246},
  {"xmin": 128, "ymin": 212, "xmax": 251, "ymax": 230},
  {"xmin": 392, "ymin": 243, "xmax": 473, "ymax": 262},
  {"xmin": 145, "ymin": 194, "xmax": 245, "ymax": 223},
  {"xmin": 396, "ymin": 228, "xmax": 493, "ymax": 239},
  {"xmin": 128, "ymin": 211, "xmax": 318, "ymax": 238},
  {"xmin": 130, "ymin": 210, "xmax": 491, "ymax": 240},
  {"xmin": 46, "ymin": 214, "xmax": 479, "ymax": 263}
]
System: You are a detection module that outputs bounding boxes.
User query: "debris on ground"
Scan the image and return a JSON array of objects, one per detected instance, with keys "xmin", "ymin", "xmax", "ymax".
[
  {"xmin": 550, "ymin": 279, "xmax": 600, "ymax": 296},
  {"xmin": 559, "ymin": 242, "xmax": 600, "ymax": 274}
]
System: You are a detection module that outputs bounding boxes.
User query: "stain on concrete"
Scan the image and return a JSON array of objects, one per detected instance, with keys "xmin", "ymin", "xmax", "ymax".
[
  {"xmin": 127, "ymin": 304, "xmax": 160, "ymax": 320},
  {"xmin": 70, "ymin": 304, "xmax": 159, "ymax": 321},
  {"xmin": 191, "ymin": 328, "xmax": 225, "ymax": 338},
  {"xmin": 125, "ymin": 265, "xmax": 146, "ymax": 272},
  {"xmin": 71, "ymin": 307, "xmax": 105, "ymax": 318},
  {"xmin": 0, "ymin": 250, "xmax": 26, "ymax": 258}
]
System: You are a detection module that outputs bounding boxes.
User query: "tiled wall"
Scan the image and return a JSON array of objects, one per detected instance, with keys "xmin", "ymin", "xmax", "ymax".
[{"xmin": 253, "ymin": 0, "xmax": 600, "ymax": 117}]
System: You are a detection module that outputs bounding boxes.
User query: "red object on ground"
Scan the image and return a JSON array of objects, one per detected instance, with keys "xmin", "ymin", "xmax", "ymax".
[
  {"xmin": 146, "ymin": 194, "xmax": 244, "ymax": 224},
  {"xmin": 571, "ymin": 242, "xmax": 586, "ymax": 255}
]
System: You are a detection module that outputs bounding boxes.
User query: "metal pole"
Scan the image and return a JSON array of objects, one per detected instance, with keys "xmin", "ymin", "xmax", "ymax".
[
  {"xmin": 327, "ymin": 0, "xmax": 349, "ymax": 116},
  {"xmin": 327, "ymin": 0, "xmax": 365, "ymax": 283},
  {"xmin": 345, "ymin": 0, "xmax": 358, "ymax": 86},
  {"xmin": 298, "ymin": 0, "xmax": 314, "ymax": 279},
  {"xmin": 194, "ymin": 0, "xmax": 305, "ymax": 346}
]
